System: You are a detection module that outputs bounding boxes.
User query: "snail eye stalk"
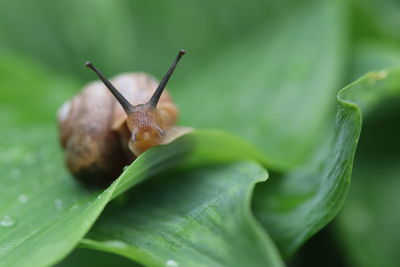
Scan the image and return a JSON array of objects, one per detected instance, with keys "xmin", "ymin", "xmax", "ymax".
[
  {"xmin": 148, "ymin": 49, "xmax": 186, "ymax": 108},
  {"xmin": 86, "ymin": 62, "xmax": 134, "ymax": 113}
]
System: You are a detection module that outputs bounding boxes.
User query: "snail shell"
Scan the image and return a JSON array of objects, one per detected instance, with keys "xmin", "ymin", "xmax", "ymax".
[{"xmin": 58, "ymin": 50, "xmax": 190, "ymax": 187}]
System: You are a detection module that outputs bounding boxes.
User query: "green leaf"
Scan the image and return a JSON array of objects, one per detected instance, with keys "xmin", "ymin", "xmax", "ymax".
[
  {"xmin": 350, "ymin": 41, "xmax": 400, "ymax": 81},
  {"xmin": 352, "ymin": 0, "xmax": 400, "ymax": 42},
  {"xmin": 0, "ymin": 0, "xmax": 137, "ymax": 78},
  {"xmin": 337, "ymin": 162, "xmax": 400, "ymax": 267},
  {"xmin": 174, "ymin": 0, "xmax": 346, "ymax": 170},
  {"xmin": 81, "ymin": 162, "xmax": 283, "ymax": 267},
  {"xmin": 335, "ymin": 70, "xmax": 400, "ymax": 267},
  {"xmin": 0, "ymin": 0, "xmax": 295, "ymax": 79},
  {"xmin": 0, "ymin": 127, "xmax": 100, "ymax": 267},
  {"xmin": 0, "ymin": 54, "xmax": 79, "ymax": 127},
  {"xmin": 253, "ymin": 69, "xmax": 400, "ymax": 257},
  {"xmin": 57, "ymin": 248, "xmax": 139, "ymax": 267},
  {"xmin": 0, "ymin": 127, "xmax": 273, "ymax": 267}
]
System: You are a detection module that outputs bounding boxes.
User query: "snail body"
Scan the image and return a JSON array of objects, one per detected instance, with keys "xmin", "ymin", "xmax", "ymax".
[{"xmin": 58, "ymin": 50, "xmax": 188, "ymax": 187}]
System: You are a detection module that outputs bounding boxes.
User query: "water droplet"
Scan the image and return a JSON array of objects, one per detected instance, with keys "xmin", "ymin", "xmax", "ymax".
[
  {"xmin": 18, "ymin": 194, "xmax": 28, "ymax": 204},
  {"xmin": 1, "ymin": 215, "xmax": 16, "ymax": 228},
  {"xmin": 97, "ymin": 194, "xmax": 102, "ymax": 199},
  {"xmin": 10, "ymin": 169, "xmax": 21, "ymax": 179},
  {"xmin": 166, "ymin": 259, "xmax": 178, "ymax": 267},
  {"xmin": 123, "ymin": 165, "xmax": 129, "ymax": 171},
  {"xmin": 54, "ymin": 199, "xmax": 63, "ymax": 210}
]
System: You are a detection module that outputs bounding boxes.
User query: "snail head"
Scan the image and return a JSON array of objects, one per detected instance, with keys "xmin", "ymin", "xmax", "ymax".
[{"xmin": 85, "ymin": 50, "xmax": 185, "ymax": 150}]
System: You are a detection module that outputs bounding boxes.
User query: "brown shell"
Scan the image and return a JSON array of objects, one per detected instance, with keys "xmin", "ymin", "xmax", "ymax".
[{"xmin": 57, "ymin": 73, "xmax": 179, "ymax": 187}]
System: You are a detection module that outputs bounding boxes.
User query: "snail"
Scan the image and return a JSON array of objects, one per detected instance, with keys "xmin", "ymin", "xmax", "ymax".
[{"xmin": 58, "ymin": 50, "xmax": 191, "ymax": 187}]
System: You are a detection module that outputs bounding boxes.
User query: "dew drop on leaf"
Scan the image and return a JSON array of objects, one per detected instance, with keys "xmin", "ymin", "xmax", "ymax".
[
  {"xmin": 166, "ymin": 259, "xmax": 179, "ymax": 267},
  {"xmin": 123, "ymin": 165, "xmax": 129, "ymax": 172},
  {"xmin": 18, "ymin": 194, "xmax": 28, "ymax": 204},
  {"xmin": 54, "ymin": 199, "xmax": 63, "ymax": 210},
  {"xmin": 1, "ymin": 215, "xmax": 16, "ymax": 228}
]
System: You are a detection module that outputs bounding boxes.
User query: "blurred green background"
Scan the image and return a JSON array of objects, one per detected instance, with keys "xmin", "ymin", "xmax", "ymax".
[{"xmin": 1, "ymin": 0, "xmax": 400, "ymax": 266}]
